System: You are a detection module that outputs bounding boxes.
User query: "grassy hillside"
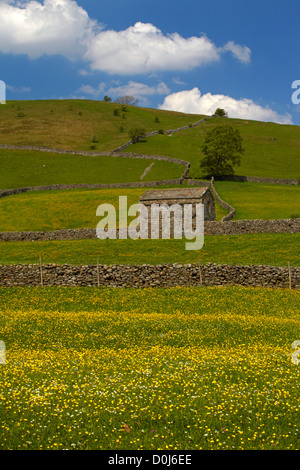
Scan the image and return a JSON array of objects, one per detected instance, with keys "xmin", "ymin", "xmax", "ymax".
[
  {"xmin": 0, "ymin": 100, "xmax": 299, "ymax": 181},
  {"xmin": 0, "ymin": 99, "xmax": 202, "ymax": 151},
  {"xmin": 128, "ymin": 116, "xmax": 300, "ymax": 179}
]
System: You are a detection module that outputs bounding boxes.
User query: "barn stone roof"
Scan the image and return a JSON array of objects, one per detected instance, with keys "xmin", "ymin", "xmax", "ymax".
[{"xmin": 139, "ymin": 187, "xmax": 209, "ymax": 202}]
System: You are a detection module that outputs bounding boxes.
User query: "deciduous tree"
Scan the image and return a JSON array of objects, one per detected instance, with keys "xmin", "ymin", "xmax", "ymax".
[
  {"xmin": 115, "ymin": 96, "xmax": 139, "ymax": 106},
  {"xmin": 214, "ymin": 108, "xmax": 227, "ymax": 117},
  {"xmin": 129, "ymin": 127, "xmax": 146, "ymax": 143},
  {"xmin": 200, "ymin": 125, "xmax": 244, "ymax": 176}
]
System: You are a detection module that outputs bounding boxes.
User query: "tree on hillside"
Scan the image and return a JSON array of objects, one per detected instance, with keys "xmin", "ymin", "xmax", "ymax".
[
  {"xmin": 129, "ymin": 127, "xmax": 146, "ymax": 143},
  {"xmin": 200, "ymin": 125, "xmax": 244, "ymax": 177},
  {"xmin": 214, "ymin": 108, "xmax": 228, "ymax": 117},
  {"xmin": 103, "ymin": 96, "xmax": 112, "ymax": 102},
  {"xmin": 115, "ymin": 95, "xmax": 139, "ymax": 106}
]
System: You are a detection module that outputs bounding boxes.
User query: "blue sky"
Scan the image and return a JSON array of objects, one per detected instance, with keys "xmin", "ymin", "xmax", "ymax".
[{"xmin": 0, "ymin": 0, "xmax": 300, "ymax": 124}]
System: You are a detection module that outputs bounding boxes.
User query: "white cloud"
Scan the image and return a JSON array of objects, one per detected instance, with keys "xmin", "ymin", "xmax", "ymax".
[
  {"xmin": 0, "ymin": 1, "xmax": 251, "ymax": 74},
  {"xmin": 108, "ymin": 81, "xmax": 170, "ymax": 99},
  {"xmin": 0, "ymin": 0, "xmax": 98, "ymax": 59},
  {"xmin": 221, "ymin": 41, "xmax": 251, "ymax": 63},
  {"xmin": 78, "ymin": 69, "xmax": 92, "ymax": 76},
  {"xmin": 159, "ymin": 88, "xmax": 293, "ymax": 124},
  {"xmin": 76, "ymin": 82, "xmax": 106, "ymax": 97},
  {"xmin": 75, "ymin": 80, "xmax": 170, "ymax": 104},
  {"xmin": 172, "ymin": 78, "xmax": 186, "ymax": 86},
  {"xmin": 85, "ymin": 22, "xmax": 222, "ymax": 74},
  {"xmin": 6, "ymin": 84, "xmax": 31, "ymax": 93}
]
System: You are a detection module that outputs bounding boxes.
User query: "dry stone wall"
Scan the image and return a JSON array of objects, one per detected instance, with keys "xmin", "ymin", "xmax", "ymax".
[
  {"xmin": 0, "ymin": 178, "xmax": 185, "ymax": 200},
  {"xmin": 214, "ymin": 175, "xmax": 299, "ymax": 185},
  {"xmin": 0, "ymin": 145, "xmax": 189, "ymax": 167},
  {"xmin": 0, "ymin": 218, "xmax": 299, "ymax": 243},
  {"xmin": 204, "ymin": 218, "xmax": 300, "ymax": 235},
  {"xmin": 0, "ymin": 263, "xmax": 299, "ymax": 289},
  {"xmin": 0, "ymin": 218, "xmax": 299, "ymax": 242}
]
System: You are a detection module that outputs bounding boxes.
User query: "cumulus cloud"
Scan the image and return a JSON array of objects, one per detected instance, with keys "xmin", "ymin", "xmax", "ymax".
[
  {"xmin": 159, "ymin": 88, "xmax": 292, "ymax": 124},
  {"xmin": 0, "ymin": 1, "xmax": 251, "ymax": 74},
  {"xmin": 85, "ymin": 22, "xmax": 221, "ymax": 74},
  {"xmin": 0, "ymin": 0, "xmax": 98, "ymax": 59}
]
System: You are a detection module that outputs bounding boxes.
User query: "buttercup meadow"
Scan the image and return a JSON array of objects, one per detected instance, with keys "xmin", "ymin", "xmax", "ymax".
[{"xmin": 0, "ymin": 286, "xmax": 299, "ymax": 450}]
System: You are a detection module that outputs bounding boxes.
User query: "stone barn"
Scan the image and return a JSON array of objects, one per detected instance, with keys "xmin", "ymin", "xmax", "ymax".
[
  {"xmin": 139, "ymin": 188, "xmax": 215, "ymax": 236},
  {"xmin": 139, "ymin": 187, "xmax": 215, "ymax": 220}
]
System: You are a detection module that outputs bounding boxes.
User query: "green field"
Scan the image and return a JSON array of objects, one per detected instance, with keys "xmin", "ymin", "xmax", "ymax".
[
  {"xmin": 0, "ymin": 182, "xmax": 298, "ymax": 234},
  {"xmin": 1, "ymin": 234, "xmax": 299, "ymax": 267},
  {"xmin": 0, "ymin": 286, "xmax": 299, "ymax": 450},
  {"xmin": 0, "ymin": 187, "xmax": 228, "ymax": 232},
  {"xmin": 0, "ymin": 150, "xmax": 185, "ymax": 190},
  {"xmin": 213, "ymin": 181, "xmax": 300, "ymax": 220}
]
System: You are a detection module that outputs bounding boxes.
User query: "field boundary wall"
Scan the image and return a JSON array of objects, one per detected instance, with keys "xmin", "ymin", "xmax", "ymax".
[
  {"xmin": 1, "ymin": 263, "xmax": 299, "ymax": 289},
  {"xmin": 0, "ymin": 218, "xmax": 299, "ymax": 241}
]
